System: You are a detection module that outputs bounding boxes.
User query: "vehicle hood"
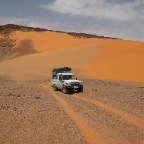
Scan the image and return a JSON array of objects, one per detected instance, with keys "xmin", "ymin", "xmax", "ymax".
[{"xmin": 63, "ymin": 79, "xmax": 82, "ymax": 83}]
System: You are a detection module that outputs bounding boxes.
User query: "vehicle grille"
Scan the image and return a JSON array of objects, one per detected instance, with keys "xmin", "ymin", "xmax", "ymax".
[{"xmin": 71, "ymin": 82, "xmax": 80, "ymax": 85}]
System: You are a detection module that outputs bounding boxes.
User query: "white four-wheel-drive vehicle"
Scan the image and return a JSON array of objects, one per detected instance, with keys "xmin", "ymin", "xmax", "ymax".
[{"xmin": 51, "ymin": 67, "xmax": 83, "ymax": 94}]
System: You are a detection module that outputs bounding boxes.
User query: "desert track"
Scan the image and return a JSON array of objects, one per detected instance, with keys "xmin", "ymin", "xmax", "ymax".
[
  {"xmin": 1, "ymin": 79, "xmax": 144, "ymax": 144},
  {"xmin": 41, "ymin": 81, "xmax": 144, "ymax": 144},
  {"xmin": 42, "ymin": 84, "xmax": 105, "ymax": 144},
  {"xmin": 72, "ymin": 94, "xmax": 144, "ymax": 129}
]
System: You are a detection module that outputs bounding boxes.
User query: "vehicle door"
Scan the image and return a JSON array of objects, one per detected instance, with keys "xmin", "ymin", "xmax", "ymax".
[{"xmin": 56, "ymin": 75, "xmax": 63, "ymax": 89}]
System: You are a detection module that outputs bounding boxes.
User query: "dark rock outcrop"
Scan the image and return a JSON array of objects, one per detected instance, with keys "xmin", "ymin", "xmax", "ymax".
[
  {"xmin": 0, "ymin": 24, "xmax": 122, "ymax": 39},
  {"xmin": 0, "ymin": 24, "xmax": 47, "ymax": 36}
]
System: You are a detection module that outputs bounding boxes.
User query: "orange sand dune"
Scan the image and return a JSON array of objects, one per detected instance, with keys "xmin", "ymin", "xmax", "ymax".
[
  {"xmin": 85, "ymin": 40, "xmax": 144, "ymax": 82},
  {"xmin": 0, "ymin": 44, "xmax": 98, "ymax": 80},
  {"xmin": 0, "ymin": 31, "xmax": 144, "ymax": 82},
  {"xmin": 13, "ymin": 31, "xmax": 91, "ymax": 52}
]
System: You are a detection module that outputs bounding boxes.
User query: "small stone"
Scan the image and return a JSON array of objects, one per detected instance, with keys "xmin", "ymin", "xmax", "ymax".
[
  {"xmin": 16, "ymin": 94, "xmax": 21, "ymax": 97},
  {"xmin": 35, "ymin": 96, "xmax": 40, "ymax": 99}
]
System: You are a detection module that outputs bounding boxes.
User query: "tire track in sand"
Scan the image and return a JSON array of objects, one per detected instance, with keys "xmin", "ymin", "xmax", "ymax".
[
  {"xmin": 41, "ymin": 84, "xmax": 105, "ymax": 144},
  {"xmin": 73, "ymin": 94, "xmax": 144, "ymax": 129}
]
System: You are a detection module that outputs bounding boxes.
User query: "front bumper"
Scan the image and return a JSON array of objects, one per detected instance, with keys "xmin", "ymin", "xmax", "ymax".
[{"xmin": 66, "ymin": 85, "xmax": 83, "ymax": 91}]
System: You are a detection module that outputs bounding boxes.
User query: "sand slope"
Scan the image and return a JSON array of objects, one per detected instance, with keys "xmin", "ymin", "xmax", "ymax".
[
  {"xmin": 0, "ymin": 44, "xmax": 98, "ymax": 80},
  {"xmin": 0, "ymin": 31, "xmax": 144, "ymax": 82},
  {"xmin": 85, "ymin": 40, "xmax": 144, "ymax": 82}
]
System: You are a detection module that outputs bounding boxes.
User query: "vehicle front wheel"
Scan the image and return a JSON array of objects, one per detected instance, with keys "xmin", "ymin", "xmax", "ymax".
[
  {"xmin": 62, "ymin": 87, "xmax": 69, "ymax": 94},
  {"xmin": 78, "ymin": 86, "xmax": 83, "ymax": 92},
  {"xmin": 53, "ymin": 85, "xmax": 58, "ymax": 91}
]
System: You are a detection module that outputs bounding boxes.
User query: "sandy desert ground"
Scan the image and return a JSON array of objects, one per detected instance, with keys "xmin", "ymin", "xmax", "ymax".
[
  {"xmin": 0, "ymin": 25, "xmax": 144, "ymax": 144},
  {"xmin": 0, "ymin": 79, "xmax": 144, "ymax": 144}
]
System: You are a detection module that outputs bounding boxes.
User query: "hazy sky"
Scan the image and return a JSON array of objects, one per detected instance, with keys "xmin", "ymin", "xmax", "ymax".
[{"xmin": 0, "ymin": 0, "xmax": 144, "ymax": 41}]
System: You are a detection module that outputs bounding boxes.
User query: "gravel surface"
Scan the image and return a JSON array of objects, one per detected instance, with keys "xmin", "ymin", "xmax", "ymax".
[{"xmin": 0, "ymin": 79, "xmax": 144, "ymax": 144}]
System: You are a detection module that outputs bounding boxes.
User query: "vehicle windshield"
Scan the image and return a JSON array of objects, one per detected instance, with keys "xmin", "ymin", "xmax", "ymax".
[{"xmin": 62, "ymin": 75, "xmax": 75, "ymax": 80}]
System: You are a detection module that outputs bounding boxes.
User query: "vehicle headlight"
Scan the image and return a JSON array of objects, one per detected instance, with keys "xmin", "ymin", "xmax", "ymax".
[{"xmin": 65, "ymin": 82, "xmax": 71, "ymax": 86}]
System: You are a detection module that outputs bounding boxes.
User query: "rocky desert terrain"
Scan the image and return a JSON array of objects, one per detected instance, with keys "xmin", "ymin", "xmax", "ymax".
[
  {"xmin": 0, "ymin": 24, "xmax": 144, "ymax": 144},
  {"xmin": 0, "ymin": 79, "xmax": 144, "ymax": 144}
]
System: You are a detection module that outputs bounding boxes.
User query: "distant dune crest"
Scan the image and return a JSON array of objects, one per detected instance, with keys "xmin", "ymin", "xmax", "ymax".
[{"xmin": 0, "ymin": 24, "xmax": 121, "ymax": 39}]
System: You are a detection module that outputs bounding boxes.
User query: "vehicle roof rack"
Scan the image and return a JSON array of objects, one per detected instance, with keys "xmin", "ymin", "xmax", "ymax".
[{"xmin": 52, "ymin": 67, "xmax": 71, "ymax": 76}]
